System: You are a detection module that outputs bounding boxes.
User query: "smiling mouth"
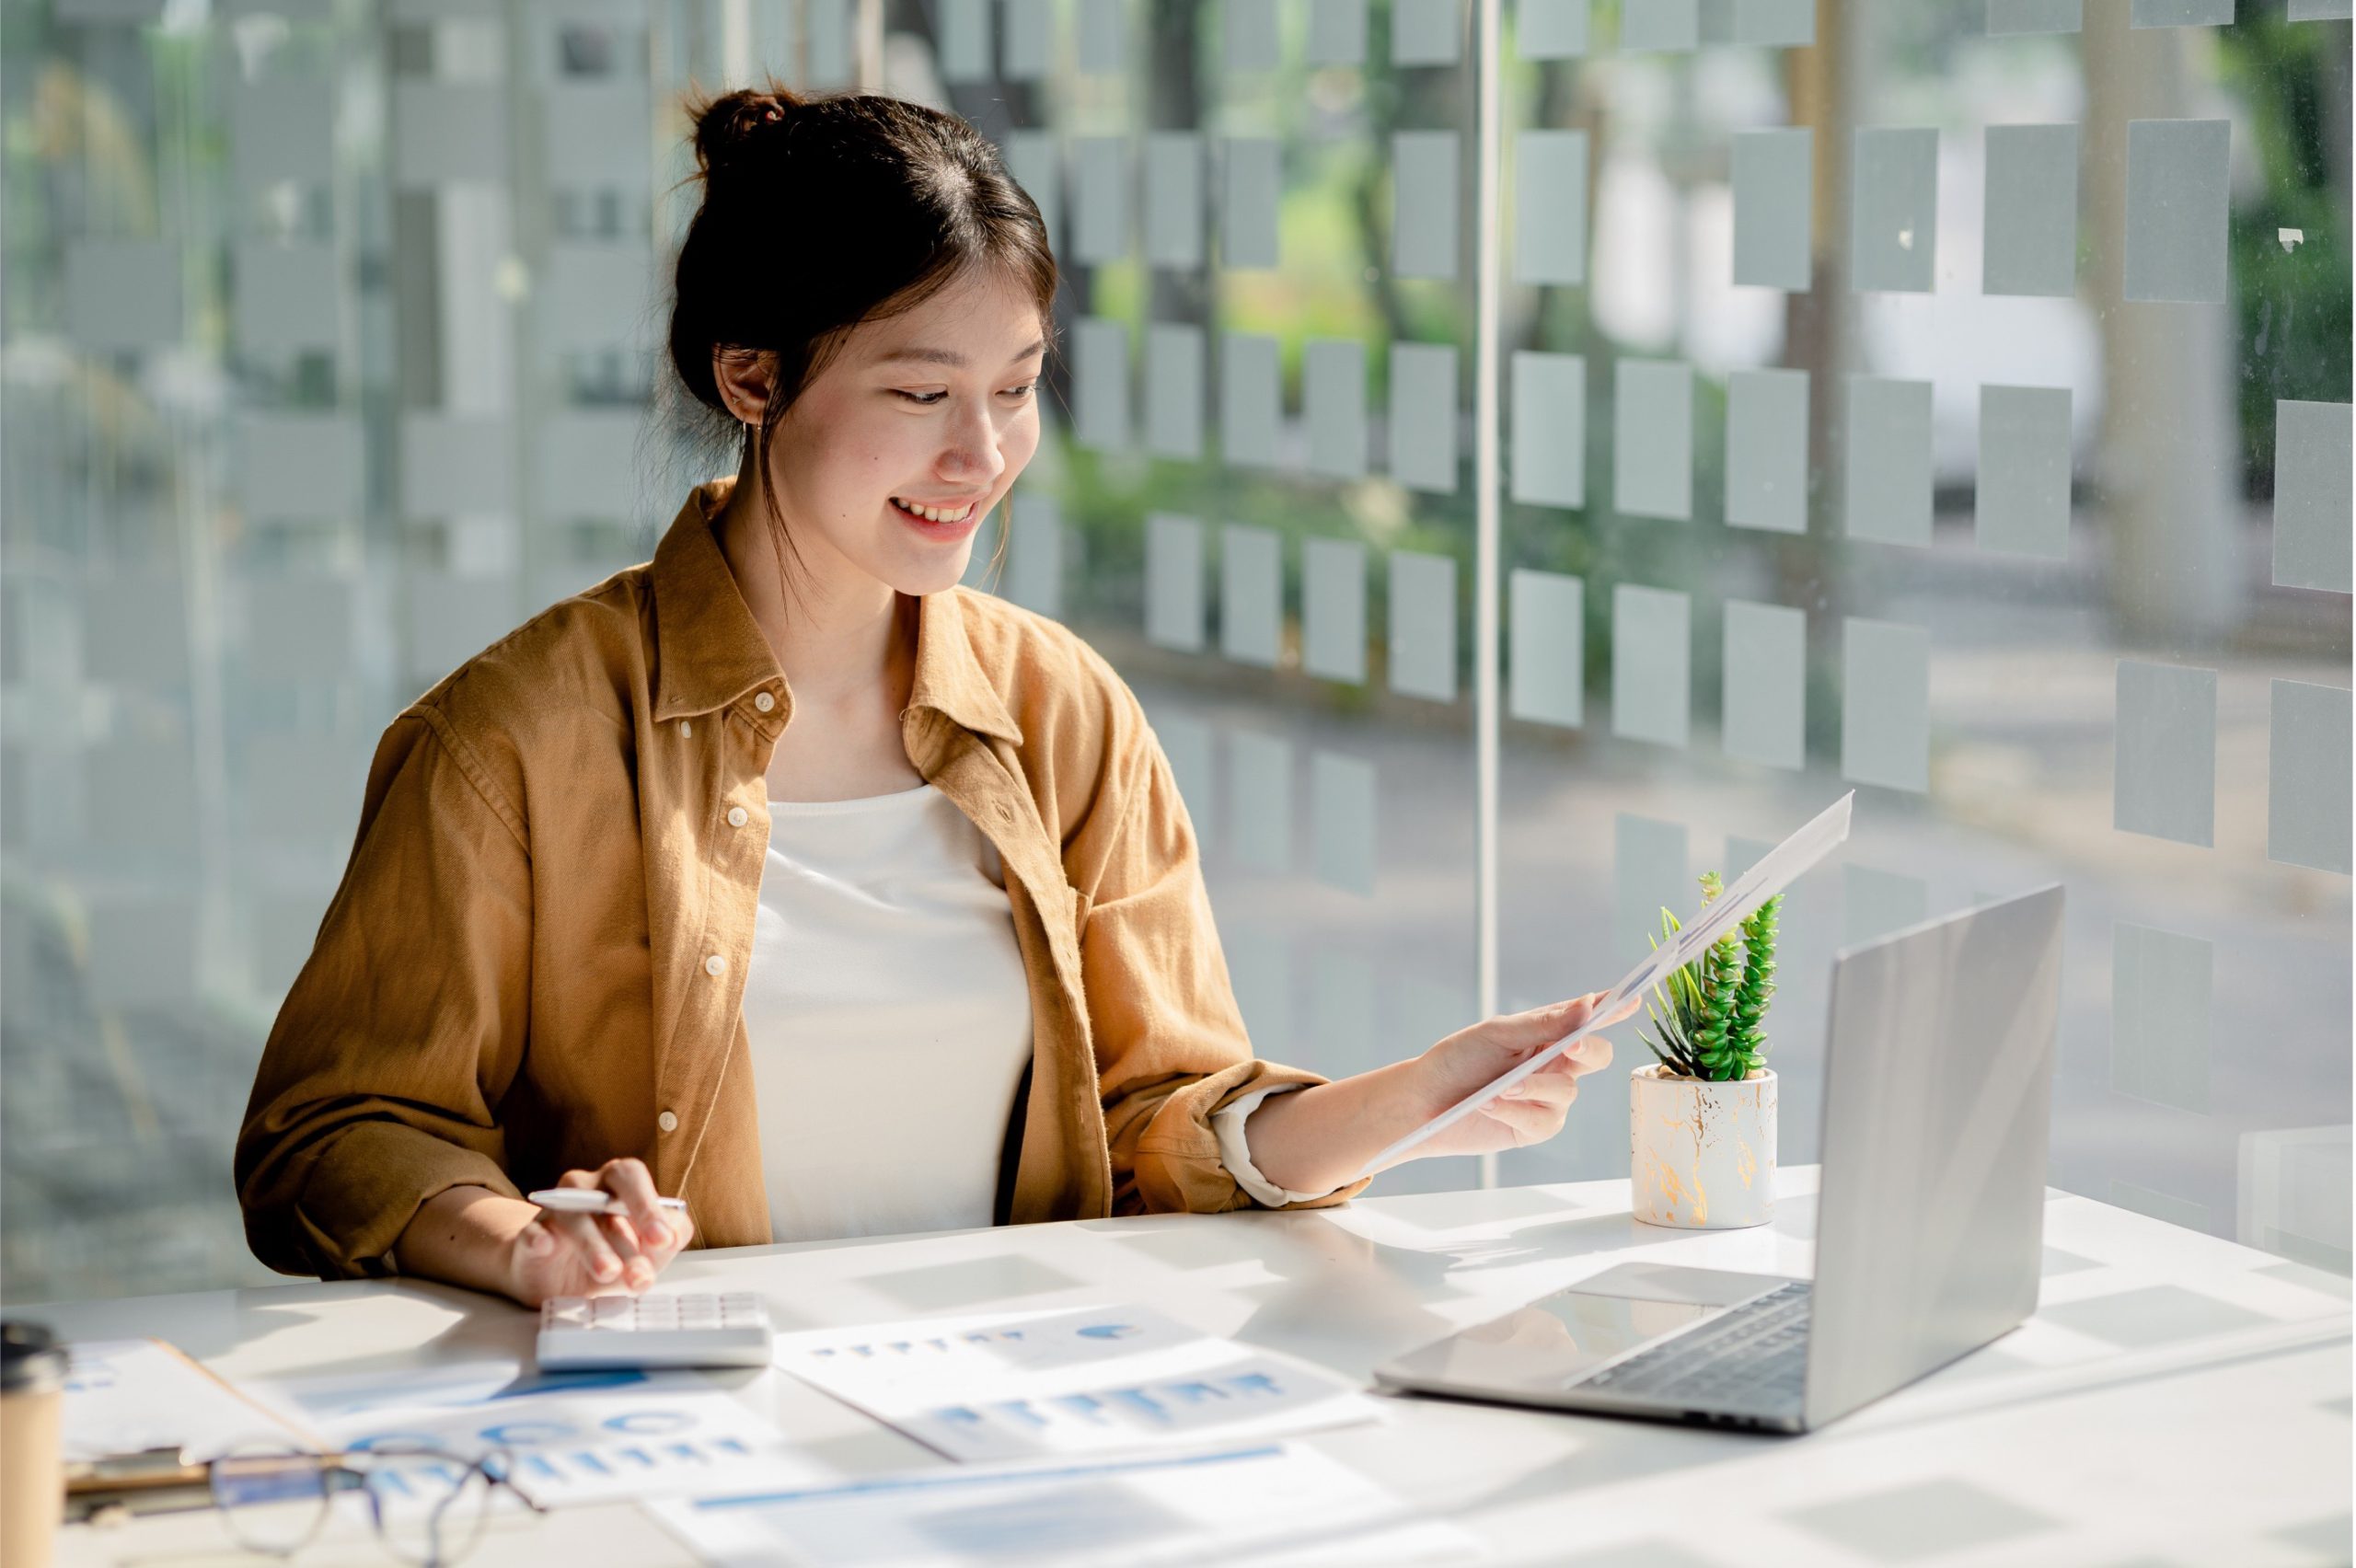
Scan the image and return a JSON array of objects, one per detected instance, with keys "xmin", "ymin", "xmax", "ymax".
[{"xmin": 890, "ymin": 497, "xmax": 976, "ymax": 524}]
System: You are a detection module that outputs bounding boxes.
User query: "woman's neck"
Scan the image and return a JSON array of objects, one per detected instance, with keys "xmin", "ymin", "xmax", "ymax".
[{"xmin": 712, "ymin": 466, "xmax": 917, "ymax": 716}]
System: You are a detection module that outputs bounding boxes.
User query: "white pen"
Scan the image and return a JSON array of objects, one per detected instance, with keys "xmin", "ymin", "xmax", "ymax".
[{"xmin": 527, "ymin": 1189, "xmax": 689, "ymax": 1217}]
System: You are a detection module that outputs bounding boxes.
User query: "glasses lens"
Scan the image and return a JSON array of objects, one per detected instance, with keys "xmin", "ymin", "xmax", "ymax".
[
  {"xmin": 210, "ymin": 1444, "xmax": 329, "ymax": 1557},
  {"xmin": 359, "ymin": 1445, "xmax": 497, "ymax": 1567}
]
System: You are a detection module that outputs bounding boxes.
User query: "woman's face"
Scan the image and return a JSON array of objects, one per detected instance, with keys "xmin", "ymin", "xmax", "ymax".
[{"xmin": 760, "ymin": 269, "xmax": 1046, "ymax": 599}]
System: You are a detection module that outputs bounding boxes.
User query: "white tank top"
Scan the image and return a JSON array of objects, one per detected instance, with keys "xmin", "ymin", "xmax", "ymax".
[{"xmin": 742, "ymin": 783, "xmax": 1034, "ymax": 1244}]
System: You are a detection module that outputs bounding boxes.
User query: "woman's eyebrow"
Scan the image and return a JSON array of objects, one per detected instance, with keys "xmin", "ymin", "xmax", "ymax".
[{"xmin": 874, "ymin": 338, "xmax": 1048, "ymax": 369}]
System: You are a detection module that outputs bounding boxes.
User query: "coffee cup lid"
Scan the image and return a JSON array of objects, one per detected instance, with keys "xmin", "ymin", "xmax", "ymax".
[{"xmin": 1, "ymin": 1320, "xmax": 69, "ymax": 1394}]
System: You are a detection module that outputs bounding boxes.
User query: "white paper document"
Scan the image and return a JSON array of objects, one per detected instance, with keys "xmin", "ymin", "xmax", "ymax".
[
  {"xmin": 254, "ymin": 1362, "xmax": 826, "ymax": 1509},
  {"xmin": 648, "ymin": 1442, "xmax": 1478, "ymax": 1567},
  {"xmin": 1356, "ymin": 790, "xmax": 1854, "ymax": 1178},
  {"xmin": 775, "ymin": 1306, "xmax": 1382, "ymax": 1464},
  {"xmin": 63, "ymin": 1339, "xmax": 314, "ymax": 1464}
]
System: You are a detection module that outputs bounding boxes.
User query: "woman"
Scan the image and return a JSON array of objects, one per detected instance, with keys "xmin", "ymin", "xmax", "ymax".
[{"xmin": 236, "ymin": 87, "xmax": 1624, "ymax": 1309}]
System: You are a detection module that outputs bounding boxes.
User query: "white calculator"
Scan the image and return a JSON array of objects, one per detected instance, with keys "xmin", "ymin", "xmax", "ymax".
[{"xmin": 536, "ymin": 1292, "xmax": 775, "ymax": 1371}]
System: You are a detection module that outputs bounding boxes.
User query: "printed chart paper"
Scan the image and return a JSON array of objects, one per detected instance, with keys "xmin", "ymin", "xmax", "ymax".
[
  {"xmin": 776, "ymin": 1306, "xmax": 1381, "ymax": 1464},
  {"xmin": 1355, "ymin": 791, "xmax": 1854, "ymax": 1178},
  {"xmin": 254, "ymin": 1361, "xmax": 825, "ymax": 1510},
  {"xmin": 64, "ymin": 1338, "xmax": 314, "ymax": 1463},
  {"xmin": 649, "ymin": 1442, "xmax": 1477, "ymax": 1568}
]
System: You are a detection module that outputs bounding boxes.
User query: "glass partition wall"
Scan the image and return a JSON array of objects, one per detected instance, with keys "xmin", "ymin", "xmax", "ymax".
[
  {"xmin": 3, "ymin": 0, "xmax": 2345, "ymax": 1305},
  {"xmin": 1489, "ymin": 6, "xmax": 2352, "ymax": 1293}
]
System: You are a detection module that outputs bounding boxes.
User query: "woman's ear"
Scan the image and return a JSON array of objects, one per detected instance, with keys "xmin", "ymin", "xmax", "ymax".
[{"xmin": 711, "ymin": 348, "xmax": 777, "ymax": 426}]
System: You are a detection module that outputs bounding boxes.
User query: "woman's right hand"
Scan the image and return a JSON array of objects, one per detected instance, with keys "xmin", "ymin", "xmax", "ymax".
[{"xmin": 503, "ymin": 1158, "xmax": 694, "ymax": 1308}]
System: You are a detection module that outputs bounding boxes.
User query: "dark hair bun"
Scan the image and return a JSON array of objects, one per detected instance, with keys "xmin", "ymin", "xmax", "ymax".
[
  {"xmin": 691, "ymin": 86, "xmax": 805, "ymax": 180},
  {"xmin": 667, "ymin": 86, "xmax": 1057, "ymax": 432}
]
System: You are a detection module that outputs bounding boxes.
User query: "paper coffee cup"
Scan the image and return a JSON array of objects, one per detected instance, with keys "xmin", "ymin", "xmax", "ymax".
[{"xmin": 2, "ymin": 1320, "xmax": 68, "ymax": 1568}]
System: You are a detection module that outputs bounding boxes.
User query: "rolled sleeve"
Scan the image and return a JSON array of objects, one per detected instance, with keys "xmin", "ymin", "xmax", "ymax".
[
  {"xmin": 1072, "ymin": 693, "xmax": 1370, "ymax": 1216},
  {"xmin": 235, "ymin": 707, "xmax": 534, "ymax": 1279}
]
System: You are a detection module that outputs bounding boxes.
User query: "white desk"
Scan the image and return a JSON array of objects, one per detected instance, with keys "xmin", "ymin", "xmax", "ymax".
[{"xmin": 39, "ymin": 1169, "xmax": 2352, "ymax": 1567}]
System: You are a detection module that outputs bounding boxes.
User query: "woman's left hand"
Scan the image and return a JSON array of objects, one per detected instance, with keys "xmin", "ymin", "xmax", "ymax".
[{"xmin": 1392, "ymin": 991, "xmax": 1638, "ymax": 1164}]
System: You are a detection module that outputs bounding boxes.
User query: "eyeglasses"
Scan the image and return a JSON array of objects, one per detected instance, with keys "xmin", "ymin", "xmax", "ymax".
[{"xmin": 207, "ymin": 1439, "xmax": 547, "ymax": 1566}]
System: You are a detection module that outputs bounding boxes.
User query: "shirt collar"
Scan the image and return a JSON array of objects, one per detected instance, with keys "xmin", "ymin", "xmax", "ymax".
[{"xmin": 649, "ymin": 477, "xmax": 1023, "ymax": 747}]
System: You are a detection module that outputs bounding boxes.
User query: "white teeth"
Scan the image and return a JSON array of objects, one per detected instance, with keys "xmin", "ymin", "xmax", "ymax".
[{"xmin": 895, "ymin": 498, "xmax": 964, "ymax": 524}]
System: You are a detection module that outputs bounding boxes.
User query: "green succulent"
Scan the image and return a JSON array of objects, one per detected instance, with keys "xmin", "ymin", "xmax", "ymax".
[{"xmin": 1637, "ymin": 873, "xmax": 1780, "ymax": 1082}]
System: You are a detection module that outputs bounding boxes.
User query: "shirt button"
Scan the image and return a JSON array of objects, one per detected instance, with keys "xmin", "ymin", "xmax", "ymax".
[
  {"xmin": 753, "ymin": 691, "xmax": 776, "ymax": 713},
  {"xmin": 727, "ymin": 806, "xmax": 749, "ymax": 828},
  {"xmin": 657, "ymin": 1111, "xmax": 678, "ymax": 1134},
  {"xmin": 703, "ymin": 954, "xmax": 727, "ymax": 976},
  {"xmin": 679, "ymin": 720, "xmax": 692, "ymax": 737}
]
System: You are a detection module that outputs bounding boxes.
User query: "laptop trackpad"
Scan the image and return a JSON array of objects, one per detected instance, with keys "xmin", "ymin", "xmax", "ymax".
[
  {"xmin": 1558, "ymin": 1262, "xmax": 1803, "ymax": 1307},
  {"xmin": 1378, "ymin": 1264, "xmax": 1803, "ymax": 1394},
  {"xmin": 1382, "ymin": 1290, "xmax": 1711, "ymax": 1390}
]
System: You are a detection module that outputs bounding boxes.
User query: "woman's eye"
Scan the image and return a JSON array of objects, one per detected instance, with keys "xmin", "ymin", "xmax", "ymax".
[
  {"xmin": 894, "ymin": 389, "xmax": 949, "ymax": 406},
  {"xmin": 1001, "ymin": 383, "xmax": 1037, "ymax": 401}
]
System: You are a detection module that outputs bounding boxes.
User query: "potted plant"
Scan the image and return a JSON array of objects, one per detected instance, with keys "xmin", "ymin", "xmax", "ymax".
[{"xmin": 1630, "ymin": 873, "xmax": 1783, "ymax": 1229}]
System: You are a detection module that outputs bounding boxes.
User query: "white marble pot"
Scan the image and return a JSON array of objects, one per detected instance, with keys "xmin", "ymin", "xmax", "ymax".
[{"xmin": 1630, "ymin": 1065, "xmax": 1776, "ymax": 1229}]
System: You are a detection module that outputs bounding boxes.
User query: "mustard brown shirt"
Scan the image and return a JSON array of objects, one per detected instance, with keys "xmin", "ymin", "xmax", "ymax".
[{"xmin": 236, "ymin": 477, "xmax": 1366, "ymax": 1280}]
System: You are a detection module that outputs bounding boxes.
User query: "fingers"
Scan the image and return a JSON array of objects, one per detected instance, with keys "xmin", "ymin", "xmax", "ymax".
[
  {"xmin": 1499, "ymin": 996, "xmax": 1592, "ymax": 1050},
  {"xmin": 1507, "ymin": 1062, "xmax": 1581, "ymax": 1110},
  {"xmin": 545, "ymin": 1162, "xmax": 665, "ymax": 1290},
  {"xmin": 1557, "ymin": 1031, "xmax": 1613, "ymax": 1075},
  {"xmin": 1488, "ymin": 1039, "xmax": 1609, "ymax": 1120},
  {"xmin": 1480, "ymin": 1090, "xmax": 1572, "ymax": 1147},
  {"xmin": 1594, "ymin": 991, "xmax": 1643, "ymax": 1029},
  {"xmin": 549, "ymin": 1211, "xmax": 628, "ymax": 1287},
  {"xmin": 599, "ymin": 1158, "xmax": 676, "ymax": 1252},
  {"xmin": 1482, "ymin": 992, "xmax": 1630, "ymax": 1057}
]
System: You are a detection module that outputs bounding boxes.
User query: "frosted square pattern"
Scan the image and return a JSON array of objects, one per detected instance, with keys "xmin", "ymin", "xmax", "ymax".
[
  {"xmin": 1851, "ymin": 128, "xmax": 1938, "ymax": 293},
  {"xmin": 1305, "ymin": 340, "xmax": 1368, "ymax": 478},
  {"xmin": 1614, "ymin": 360, "xmax": 1693, "ymax": 522},
  {"xmin": 2272, "ymin": 400, "xmax": 2353, "ymax": 593},
  {"xmin": 1311, "ymin": 753, "xmax": 1379, "ymax": 894},
  {"xmin": 1842, "ymin": 618, "xmax": 1931, "ymax": 792},
  {"xmin": 2125, "ymin": 120, "xmax": 2230, "ymax": 304},
  {"xmin": 1145, "ymin": 134, "xmax": 1205, "ymax": 269},
  {"xmin": 1147, "ymin": 514, "xmax": 1206, "ymax": 652},
  {"xmin": 1390, "ymin": 342, "xmax": 1460, "ymax": 493},
  {"xmin": 1393, "ymin": 133, "xmax": 1461, "ymax": 280},
  {"xmin": 1732, "ymin": 129, "xmax": 1812, "ymax": 291},
  {"xmin": 1514, "ymin": 131, "xmax": 1588, "ymax": 286},
  {"xmin": 2113, "ymin": 923, "xmax": 2212, "ymax": 1113},
  {"xmin": 1508, "ymin": 569, "xmax": 1583, "ymax": 729},
  {"xmin": 1222, "ymin": 334, "xmax": 1282, "ymax": 468},
  {"xmin": 1977, "ymin": 386, "xmax": 2073, "ymax": 559},
  {"xmin": 1726, "ymin": 369, "xmax": 1808, "ymax": 535},
  {"xmin": 1222, "ymin": 139, "xmax": 1282, "ymax": 270},
  {"xmin": 1511, "ymin": 352, "xmax": 1586, "ymax": 509},
  {"xmin": 2114, "ymin": 660, "xmax": 2216, "ymax": 847},
  {"xmin": 1984, "ymin": 124, "xmax": 2081, "ymax": 296},
  {"xmin": 2269, "ymin": 680, "xmax": 2352, "ymax": 874},
  {"xmin": 1722, "ymin": 600, "xmax": 1806, "ymax": 770},
  {"xmin": 1304, "ymin": 539, "xmax": 1369, "ymax": 685},
  {"xmin": 1845, "ymin": 377, "xmax": 1934, "ymax": 546},
  {"xmin": 1611, "ymin": 585, "xmax": 1692, "ymax": 747},
  {"xmin": 1146, "ymin": 324, "xmax": 1206, "ymax": 460},
  {"xmin": 1220, "ymin": 525, "xmax": 1283, "ymax": 669},
  {"xmin": 1390, "ymin": 551, "xmax": 1459, "ymax": 703}
]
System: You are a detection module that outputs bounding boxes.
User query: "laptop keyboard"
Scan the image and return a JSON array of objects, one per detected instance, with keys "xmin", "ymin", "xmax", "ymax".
[{"xmin": 1576, "ymin": 1281, "xmax": 1811, "ymax": 1413}]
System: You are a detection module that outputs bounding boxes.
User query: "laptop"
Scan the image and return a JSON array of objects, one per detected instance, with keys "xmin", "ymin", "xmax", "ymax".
[{"xmin": 1373, "ymin": 882, "xmax": 2067, "ymax": 1435}]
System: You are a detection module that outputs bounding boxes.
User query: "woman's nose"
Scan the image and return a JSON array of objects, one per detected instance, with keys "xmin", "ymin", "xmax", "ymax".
[{"xmin": 939, "ymin": 403, "xmax": 1007, "ymax": 482}]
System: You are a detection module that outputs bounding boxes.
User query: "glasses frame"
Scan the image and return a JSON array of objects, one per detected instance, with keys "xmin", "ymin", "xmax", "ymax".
[{"xmin": 209, "ymin": 1439, "xmax": 549, "ymax": 1566}]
